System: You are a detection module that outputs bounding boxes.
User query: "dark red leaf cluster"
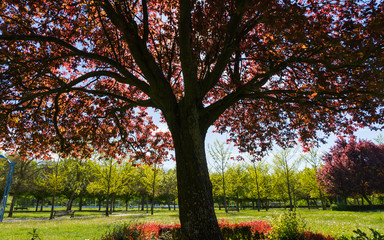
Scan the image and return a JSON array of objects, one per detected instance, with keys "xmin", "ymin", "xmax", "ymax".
[{"xmin": 317, "ymin": 138, "xmax": 384, "ymax": 200}]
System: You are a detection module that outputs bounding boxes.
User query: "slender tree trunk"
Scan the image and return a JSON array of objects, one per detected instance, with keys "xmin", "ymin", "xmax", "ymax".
[
  {"xmin": 78, "ymin": 191, "xmax": 83, "ymax": 211},
  {"xmin": 318, "ymin": 186, "xmax": 326, "ymax": 210},
  {"xmin": 221, "ymin": 165, "xmax": 228, "ymax": 214},
  {"xmin": 363, "ymin": 194, "xmax": 372, "ymax": 206},
  {"xmin": 286, "ymin": 172, "xmax": 293, "ymax": 211},
  {"xmin": 49, "ymin": 192, "xmax": 56, "ymax": 220},
  {"xmin": 168, "ymin": 113, "xmax": 224, "ymax": 240},
  {"xmin": 67, "ymin": 191, "xmax": 76, "ymax": 210},
  {"xmin": 151, "ymin": 164, "xmax": 157, "ymax": 215},
  {"xmin": 141, "ymin": 195, "xmax": 145, "ymax": 211},
  {"xmin": 35, "ymin": 198, "xmax": 39, "ymax": 212},
  {"xmin": 8, "ymin": 191, "xmax": 18, "ymax": 217},
  {"xmin": 173, "ymin": 199, "xmax": 176, "ymax": 211},
  {"xmin": 105, "ymin": 193, "xmax": 110, "ymax": 217},
  {"xmin": 98, "ymin": 198, "xmax": 102, "ymax": 211},
  {"xmin": 253, "ymin": 163, "xmax": 262, "ymax": 212},
  {"xmin": 125, "ymin": 200, "xmax": 128, "ymax": 211},
  {"xmin": 167, "ymin": 197, "xmax": 171, "ymax": 211},
  {"xmin": 40, "ymin": 197, "xmax": 44, "ymax": 212}
]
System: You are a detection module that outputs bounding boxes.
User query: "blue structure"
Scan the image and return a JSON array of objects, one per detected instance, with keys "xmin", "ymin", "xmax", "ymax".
[{"xmin": 0, "ymin": 155, "xmax": 16, "ymax": 222}]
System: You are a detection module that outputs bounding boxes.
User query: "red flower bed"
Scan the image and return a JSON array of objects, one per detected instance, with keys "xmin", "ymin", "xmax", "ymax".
[{"xmin": 100, "ymin": 220, "xmax": 336, "ymax": 240}]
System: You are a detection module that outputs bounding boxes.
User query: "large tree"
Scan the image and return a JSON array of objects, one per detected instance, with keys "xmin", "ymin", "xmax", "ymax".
[{"xmin": 1, "ymin": 0, "xmax": 383, "ymax": 238}]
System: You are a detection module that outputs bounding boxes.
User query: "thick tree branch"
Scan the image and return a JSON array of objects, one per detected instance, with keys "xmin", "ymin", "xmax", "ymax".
[
  {"xmin": 101, "ymin": 0, "xmax": 176, "ymax": 109},
  {"xmin": 200, "ymin": 5, "xmax": 251, "ymax": 99},
  {"xmin": 179, "ymin": 0, "xmax": 198, "ymax": 103},
  {"xmin": 142, "ymin": 0, "xmax": 149, "ymax": 43},
  {"xmin": 0, "ymin": 34, "xmax": 151, "ymax": 94}
]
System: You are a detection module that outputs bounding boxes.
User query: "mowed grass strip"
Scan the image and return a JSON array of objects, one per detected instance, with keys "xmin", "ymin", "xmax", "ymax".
[{"xmin": 1, "ymin": 208, "xmax": 383, "ymax": 239}]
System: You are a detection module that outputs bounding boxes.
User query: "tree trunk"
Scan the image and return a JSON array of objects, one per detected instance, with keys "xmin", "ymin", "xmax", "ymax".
[
  {"xmin": 363, "ymin": 194, "xmax": 372, "ymax": 206},
  {"xmin": 35, "ymin": 198, "xmax": 39, "ymax": 212},
  {"xmin": 67, "ymin": 191, "xmax": 76, "ymax": 210},
  {"xmin": 286, "ymin": 175, "xmax": 293, "ymax": 211},
  {"xmin": 78, "ymin": 191, "xmax": 83, "ymax": 211},
  {"xmin": 318, "ymin": 186, "xmax": 326, "ymax": 210},
  {"xmin": 40, "ymin": 197, "xmax": 44, "ymax": 212},
  {"xmin": 221, "ymin": 167, "xmax": 228, "ymax": 214},
  {"xmin": 167, "ymin": 197, "xmax": 171, "ymax": 211},
  {"xmin": 49, "ymin": 192, "xmax": 56, "ymax": 220},
  {"xmin": 105, "ymin": 193, "xmax": 110, "ymax": 217},
  {"xmin": 151, "ymin": 164, "xmax": 157, "ymax": 215},
  {"xmin": 170, "ymin": 122, "xmax": 224, "ymax": 240},
  {"xmin": 8, "ymin": 191, "xmax": 17, "ymax": 217}
]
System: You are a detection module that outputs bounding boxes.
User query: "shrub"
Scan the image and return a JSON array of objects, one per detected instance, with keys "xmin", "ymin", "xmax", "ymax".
[
  {"xmin": 302, "ymin": 231, "xmax": 336, "ymax": 240},
  {"xmin": 267, "ymin": 211, "xmax": 306, "ymax": 240},
  {"xmin": 99, "ymin": 218, "xmax": 337, "ymax": 240}
]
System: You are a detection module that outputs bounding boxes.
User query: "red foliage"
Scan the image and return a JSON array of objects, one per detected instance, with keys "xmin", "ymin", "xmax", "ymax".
[
  {"xmin": 317, "ymin": 138, "xmax": 384, "ymax": 200},
  {"xmin": 218, "ymin": 219, "xmax": 272, "ymax": 235},
  {"xmin": 0, "ymin": 0, "xmax": 383, "ymax": 161},
  {"xmin": 101, "ymin": 221, "xmax": 339, "ymax": 240},
  {"xmin": 302, "ymin": 231, "xmax": 336, "ymax": 240}
]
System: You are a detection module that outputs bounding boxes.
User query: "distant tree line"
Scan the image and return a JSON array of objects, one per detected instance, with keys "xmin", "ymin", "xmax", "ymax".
[
  {"xmin": 1, "ymin": 137, "xmax": 384, "ymax": 218},
  {"xmin": 0, "ymin": 154, "xmax": 177, "ymax": 219}
]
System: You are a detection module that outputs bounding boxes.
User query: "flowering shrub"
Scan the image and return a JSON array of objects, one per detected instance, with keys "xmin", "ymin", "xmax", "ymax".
[
  {"xmin": 302, "ymin": 231, "xmax": 336, "ymax": 240},
  {"xmin": 100, "ymin": 218, "xmax": 335, "ymax": 240},
  {"xmin": 218, "ymin": 219, "xmax": 272, "ymax": 240}
]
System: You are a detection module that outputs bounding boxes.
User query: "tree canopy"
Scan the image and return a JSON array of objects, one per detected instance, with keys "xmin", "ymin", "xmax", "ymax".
[
  {"xmin": 317, "ymin": 138, "xmax": 384, "ymax": 205},
  {"xmin": 1, "ymin": 0, "xmax": 383, "ymax": 239}
]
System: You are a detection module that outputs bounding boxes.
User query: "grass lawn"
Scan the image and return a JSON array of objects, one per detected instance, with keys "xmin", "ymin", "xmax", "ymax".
[{"xmin": 1, "ymin": 208, "xmax": 383, "ymax": 239}]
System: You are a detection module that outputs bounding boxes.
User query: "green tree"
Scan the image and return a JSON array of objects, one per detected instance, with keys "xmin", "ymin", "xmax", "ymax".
[
  {"xmin": 35, "ymin": 159, "xmax": 66, "ymax": 219},
  {"xmin": 61, "ymin": 157, "xmax": 92, "ymax": 211},
  {"xmin": 208, "ymin": 140, "xmax": 232, "ymax": 213},
  {"xmin": 272, "ymin": 147, "xmax": 301, "ymax": 211},
  {"xmin": 245, "ymin": 158, "xmax": 271, "ymax": 211},
  {"xmin": 301, "ymin": 148, "xmax": 326, "ymax": 209},
  {"xmin": 296, "ymin": 167, "xmax": 322, "ymax": 208},
  {"xmin": 117, "ymin": 162, "xmax": 138, "ymax": 211},
  {"xmin": 0, "ymin": 154, "xmax": 39, "ymax": 217},
  {"xmin": 158, "ymin": 168, "xmax": 177, "ymax": 211},
  {"xmin": 87, "ymin": 156, "xmax": 130, "ymax": 216},
  {"xmin": 226, "ymin": 163, "xmax": 250, "ymax": 211}
]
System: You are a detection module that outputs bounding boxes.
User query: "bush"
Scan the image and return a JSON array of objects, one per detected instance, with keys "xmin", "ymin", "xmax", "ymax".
[
  {"xmin": 99, "ymin": 217, "xmax": 336, "ymax": 240},
  {"xmin": 267, "ymin": 211, "xmax": 306, "ymax": 240},
  {"xmin": 100, "ymin": 220, "xmax": 270, "ymax": 240}
]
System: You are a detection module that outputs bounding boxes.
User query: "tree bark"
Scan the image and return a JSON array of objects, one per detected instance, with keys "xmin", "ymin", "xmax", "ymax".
[
  {"xmin": 8, "ymin": 191, "xmax": 17, "ymax": 217},
  {"xmin": 169, "ymin": 112, "xmax": 224, "ymax": 240},
  {"xmin": 78, "ymin": 191, "xmax": 83, "ymax": 211},
  {"xmin": 35, "ymin": 198, "xmax": 39, "ymax": 212},
  {"xmin": 49, "ymin": 192, "xmax": 56, "ymax": 220},
  {"xmin": 40, "ymin": 197, "xmax": 44, "ymax": 212},
  {"xmin": 67, "ymin": 191, "xmax": 76, "ymax": 210}
]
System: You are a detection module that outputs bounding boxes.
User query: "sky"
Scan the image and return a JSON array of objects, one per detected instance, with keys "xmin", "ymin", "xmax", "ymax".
[{"xmin": 160, "ymin": 118, "xmax": 384, "ymax": 170}]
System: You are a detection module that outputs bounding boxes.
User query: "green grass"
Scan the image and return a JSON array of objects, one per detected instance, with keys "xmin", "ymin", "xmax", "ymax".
[{"xmin": 1, "ymin": 208, "xmax": 383, "ymax": 239}]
